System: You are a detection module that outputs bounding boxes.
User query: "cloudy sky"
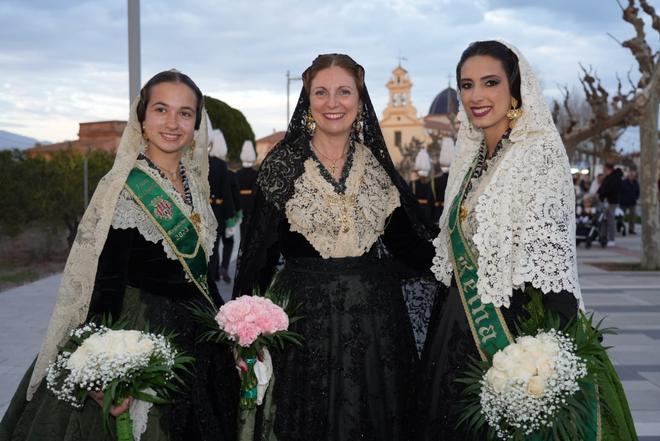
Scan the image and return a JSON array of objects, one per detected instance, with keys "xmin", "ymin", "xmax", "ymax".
[{"xmin": 0, "ymin": 0, "xmax": 654, "ymax": 149}]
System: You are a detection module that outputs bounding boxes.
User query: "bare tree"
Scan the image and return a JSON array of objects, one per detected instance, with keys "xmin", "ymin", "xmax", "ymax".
[
  {"xmin": 555, "ymin": 0, "xmax": 659, "ymax": 268},
  {"xmin": 619, "ymin": 0, "xmax": 659, "ymax": 269},
  {"xmin": 396, "ymin": 137, "xmax": 426, "ymax": 181}
]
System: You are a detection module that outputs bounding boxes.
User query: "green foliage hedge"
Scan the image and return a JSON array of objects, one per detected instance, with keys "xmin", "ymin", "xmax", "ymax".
[
  {"xmin": 0, "ymin": 149, "xmax": 114, "ymax": 242},
  {"xmin": 204, "ymin": 95, "xmax": 255, "ymax": 162}
]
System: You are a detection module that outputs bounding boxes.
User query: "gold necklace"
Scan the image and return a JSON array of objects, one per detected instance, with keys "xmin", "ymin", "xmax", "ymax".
[
  {"xmin": 311, "ymin": 142, "xmax": 348, "ymax": 176},
  {"xmin": 157, "ymin": 163, "xmax": 180, "ymax": 181}
]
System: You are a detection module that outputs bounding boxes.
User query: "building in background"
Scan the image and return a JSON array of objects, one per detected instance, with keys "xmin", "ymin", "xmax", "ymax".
[
  {"xmin": 379, "ymin": 64, "xmax": 459, "ymax": 167},
  {"xmin": 379, "ymin": 65, "xmax": 428, "ymax": 165},
  {"xmin": 424, "ymin": 86, "xmax": 459, "ymax": 139},
  {"xmin": 27, "ymin": 121, "xmax": 126, "ymax": 159},
  {"xmin": 255, "ymin": 130, "xmax": 285, "ymax": 165}
]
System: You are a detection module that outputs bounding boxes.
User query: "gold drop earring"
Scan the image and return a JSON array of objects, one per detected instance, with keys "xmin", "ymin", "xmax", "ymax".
[
  {"xmin": 506, "ymin": 97, "xmax": 523, "ymax": 126},
  {"xmin": 305, "ymin": 108, "xmax": 316, "ymax": 137},
  {"xmin": 142, "ymin": 129, "xmax": 150, "ymax": 152},
  {"xmin": 188, "ymin": 139, "xmax": 196, "ymax": 160}
]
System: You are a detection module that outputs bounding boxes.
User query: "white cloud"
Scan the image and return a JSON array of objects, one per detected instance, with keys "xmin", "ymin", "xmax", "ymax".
[{"xmin": 0, "ymin": 0, "xmax": 654, "ymax": 148}]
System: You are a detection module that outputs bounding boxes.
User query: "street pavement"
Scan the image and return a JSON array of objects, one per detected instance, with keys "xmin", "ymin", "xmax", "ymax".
[{"xmin": 1, "ymin": 231, "xmax": 659, "ymax": 439}]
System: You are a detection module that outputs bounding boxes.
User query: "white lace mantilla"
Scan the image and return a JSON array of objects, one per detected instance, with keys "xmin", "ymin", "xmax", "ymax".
[
  {"xmin": 431, "ymin": 41, "xmax": 582, "ymax": 309},
  {"xmin": 28, "ymin": 100, "xmax": 215, "ymax": 400},
  {"xmin": 112, "ymin": 160, "xmax": 215, "ymax": 264},
  {"xmin": 285, "ymin": 143, "xmax": 400, "ymax": 258}
]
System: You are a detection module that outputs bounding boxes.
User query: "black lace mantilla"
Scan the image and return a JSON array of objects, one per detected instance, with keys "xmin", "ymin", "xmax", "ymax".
[
  {"xmin": 309, "ymin": 141, "xmax": 356, "ymax": 194},
  {"xmin": 236, "ymin": 62, "xmax": 435, "ymax": 298},
  {"xmin": 255, "ymin": 83, "xmax": 432, "ymax": 241}
]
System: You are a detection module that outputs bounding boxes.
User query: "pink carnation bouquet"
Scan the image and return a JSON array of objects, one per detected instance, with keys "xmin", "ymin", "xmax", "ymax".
[{"xmin": 190, "ymin": 292, "xmax": 302, "ymax": 409}]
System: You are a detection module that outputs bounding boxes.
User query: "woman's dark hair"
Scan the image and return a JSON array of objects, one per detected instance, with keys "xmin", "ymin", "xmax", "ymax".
[
  {"xmin": 302, "ymin": 54, "xmax": 366, "ymax": 100},
  {"xmin": 136, "ymin": 69, "xmax": 204, "ymax": 129},
  {"xmin": 456, "ymin": 41, "xmax": 522, "ymax": 106}
]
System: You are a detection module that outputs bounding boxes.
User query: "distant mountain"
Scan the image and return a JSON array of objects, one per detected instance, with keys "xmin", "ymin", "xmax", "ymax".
[{"xmin": 0, "ymin": 130, "xmax": 46, "ymax": 150}]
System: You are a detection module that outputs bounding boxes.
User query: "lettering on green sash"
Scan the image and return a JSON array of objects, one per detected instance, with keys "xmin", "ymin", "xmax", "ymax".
[
  {"xmin": 479, "ymin": 325, "xmax": 497, "ymax": 343},
  {"xmin": 449, "ymin": 157, "xmax": 513, "ymax": 360},
  {"xmin": 472, "ymin": 303, "xmax": 490, "ymax": 326},
  {"xmin": 457, "ymin": 255, "xmax": 475, "ymax": 278}
]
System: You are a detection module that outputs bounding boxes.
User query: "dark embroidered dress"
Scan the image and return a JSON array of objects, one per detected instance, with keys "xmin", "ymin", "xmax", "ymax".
[
  {"xmin": 0, "ymin": 159, "xmax": 238, "ymax": 441},
  {"xmin": 410, "ymin": 132, "xmax": 577, "ymax": 441},
  {"xmin": 233, "ymin": 81, "xmax": 435, "ymax": 441}
]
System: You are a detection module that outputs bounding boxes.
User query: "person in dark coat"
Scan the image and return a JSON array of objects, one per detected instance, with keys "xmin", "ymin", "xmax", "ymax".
[
  {"xmin": 597, "ymin": 162, "xmax": 623, "ymax": 245},
  {"xmin": 208, "ymin": 127, "xmax": 237, "ymax": 282},
  {"xmin": 620, "ymin": 169, "xmax": 640, "ymax": 234},
  {"xmin": 409, "ymin": 149, "xmax": 445, "ymax": 232},
  {"xmin": 432, "ymin": 171, "xmax": 449, "ymax": 222},
  {"xmin": 235, "ymin": 140, "xmax": 259, "ymax": 240},
  {"xmin": 220, "ymin": 170, "xmax": 241, "ymax": 283}
]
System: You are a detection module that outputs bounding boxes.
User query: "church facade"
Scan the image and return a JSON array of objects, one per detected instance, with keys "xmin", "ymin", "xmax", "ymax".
[{"xmin": 379, "ymin": 64, "xmax": 459, "ymax": 167}]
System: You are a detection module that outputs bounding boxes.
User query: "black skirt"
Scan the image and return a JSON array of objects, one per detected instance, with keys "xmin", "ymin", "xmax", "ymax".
[
  {"xmin": 0, "ymin": 284, "xmax": 239, "ymax": 441},
  {"xmin": 410, "ymin": 280, "xmax": 577, "ymax": 441},
  {"xmin": 247, "ymin": 253, "xmax": 418, "ymax": 441}
]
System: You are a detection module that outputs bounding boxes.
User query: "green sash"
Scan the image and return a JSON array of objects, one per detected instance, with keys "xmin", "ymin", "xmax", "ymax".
[
  {"xmin": 125, "ymin": 166, "xmax": 215, "ymax": 307},
  {"xmin": 448, "ymin": 158, "xmax": 601, "ymax": 440},
  {"xmin": 447, "ymin": 159, "xmax": 514, "ymax": 361}
]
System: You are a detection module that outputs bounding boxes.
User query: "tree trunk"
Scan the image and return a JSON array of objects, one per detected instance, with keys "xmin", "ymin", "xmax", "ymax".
[{"xmin": 640, "ymin": 67, "xmax": 659, "ymax": 269}]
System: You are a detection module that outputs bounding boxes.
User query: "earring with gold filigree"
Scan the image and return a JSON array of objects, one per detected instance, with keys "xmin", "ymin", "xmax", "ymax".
[
  {"xmin": 141, "ymin": 128, "xmax": 149, "ymax": 152},
  {"xmin": 506, "ymin": 97, "xmax": 523, "ymax": 125},
  {"xmin": 352, "ymin": 104, "xmax": 365, "ymax": 144},
  {"xmin": 188, "ymin": 139, "xmax": 196, "ymax": 160},
  {"xmin": 305, "ymin": 108, "xmax": 316, "ymax": 137}
]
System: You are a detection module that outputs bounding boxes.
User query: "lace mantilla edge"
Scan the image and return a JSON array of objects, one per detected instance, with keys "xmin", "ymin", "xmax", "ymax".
[
  {"xmin": 285, "ymin": 143, "xmax": 400, "ymax": 259},
  {"xmin": 432, "ymin": 41, "xmax": 582, "ymax": 309},
  {"xmin": 112, "ymin": 162, "xmax": 215, "ymax": 265},
  {"xmin": 432, "ymin": 136, "xmax": 581, "ymax": 308},
  {"xmin": 27, "ymin": 102, "xmax": 214, "ymax": 401}
]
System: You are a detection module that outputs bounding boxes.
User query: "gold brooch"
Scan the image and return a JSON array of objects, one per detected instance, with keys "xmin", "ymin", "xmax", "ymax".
[
  {"xmin": 459, "ymin": 205, "xmax": 468, "ymax": 222},
  {"xmin": 190, "ymin": 212, "xmax": 201, "ymax": 230}
]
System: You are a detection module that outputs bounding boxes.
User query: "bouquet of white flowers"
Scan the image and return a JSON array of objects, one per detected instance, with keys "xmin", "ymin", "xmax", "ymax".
[
  {"xmin": 46, "ymin": 322, "xmax": 193, "ymax": 441},
  {"xmin": 457, "ymin": 288, "xmax": 613, "ymax": 441},
  {"xmin": 479, "ymin": 330, "xmax": 588, "ymax": 439}
]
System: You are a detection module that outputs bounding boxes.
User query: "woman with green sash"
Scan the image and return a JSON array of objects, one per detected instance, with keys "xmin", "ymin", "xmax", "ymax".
[
  {"xmin": 411, "ymin": 41, "xmax": 637, "ymax": 440},
  {"xmin": 0, "ymin": 70, "xmax": 238, "ymax": 441}
]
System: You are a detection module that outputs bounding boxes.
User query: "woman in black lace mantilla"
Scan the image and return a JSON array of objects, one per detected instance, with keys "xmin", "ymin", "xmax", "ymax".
[{"xmin": 233, "ymin": 54, "xmax": 435, "ymax": 441}]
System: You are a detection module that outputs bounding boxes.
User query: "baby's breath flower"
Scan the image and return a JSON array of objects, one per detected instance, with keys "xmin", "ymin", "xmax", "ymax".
[{"xmin": 479, "ymin": 329, "xmax": 587, "ymax": 439}]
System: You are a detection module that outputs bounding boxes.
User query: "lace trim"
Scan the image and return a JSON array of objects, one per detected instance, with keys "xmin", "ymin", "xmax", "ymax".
[
  {"xmin": 111, "ymin": 159, "xmax": 215, "ymax": 264},
  {"xmin": 462, "ymin": 135, "xmax": 513, "ymax": 254},
  {"xmin": 431, "ymin": 41, "xmax": 581, "ymax": 309},
  {"xmin": 309, "ymin": 141, "xmax": 356, "ymax": 194},
  {"xmin": 27, "ymin": 101, "xmax": 215, "ymax": 400},
  {"xmin": 285, "ymin": 143, "xmax": 400, "ymax": 258}
]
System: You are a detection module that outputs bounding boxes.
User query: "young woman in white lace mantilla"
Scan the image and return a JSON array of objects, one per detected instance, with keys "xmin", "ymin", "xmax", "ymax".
[
  {"xmin": 412, "ymin": 40, "xmax": 637, "ymax": 441},
  {"xmin": 0, "ymin": 70, "xmax": 238, "ymax": 441}
]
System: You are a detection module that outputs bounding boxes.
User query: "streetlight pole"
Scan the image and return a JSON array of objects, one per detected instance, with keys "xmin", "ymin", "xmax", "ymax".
[
  {"xmin": 286, "ymin": 70, "xmax": 302, "ymax": 128},
  {"xmin": 83, "ymin": 146, "xmax": 91, "ymax": 208},
  {"xmin": 128, "ymin": 0, "xmax": 141, "ymax": 102}
]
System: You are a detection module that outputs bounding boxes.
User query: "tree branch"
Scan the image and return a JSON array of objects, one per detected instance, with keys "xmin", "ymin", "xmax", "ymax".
[{"xmin": 621, "ymin": 0, "xmax": 655, "ymax": 87}]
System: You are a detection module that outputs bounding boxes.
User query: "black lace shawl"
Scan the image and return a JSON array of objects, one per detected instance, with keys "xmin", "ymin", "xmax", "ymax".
[{"xmin": 232, "ymin": 81, "xmax": 433, "ymax": 297}]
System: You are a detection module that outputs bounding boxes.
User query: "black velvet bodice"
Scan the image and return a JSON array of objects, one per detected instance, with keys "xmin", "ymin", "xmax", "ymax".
[{"xmin": 88, "ymin": 227, "xmax": 219, "ymax": 321}]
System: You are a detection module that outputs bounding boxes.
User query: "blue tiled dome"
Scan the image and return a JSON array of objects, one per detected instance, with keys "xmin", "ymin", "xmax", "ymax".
[{"xmin": 428, "ymin": 87, "xmax": 459, "ymax": 115}]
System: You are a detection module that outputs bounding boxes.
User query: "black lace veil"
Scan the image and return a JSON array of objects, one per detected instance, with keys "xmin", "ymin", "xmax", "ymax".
[
  {"xmin": 234, "ymin": 55, "xmax": 432, "ymax": 296},
  {"xmin": 258, "ymin": 57, "xmax": 431, "ymax": 239}
]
